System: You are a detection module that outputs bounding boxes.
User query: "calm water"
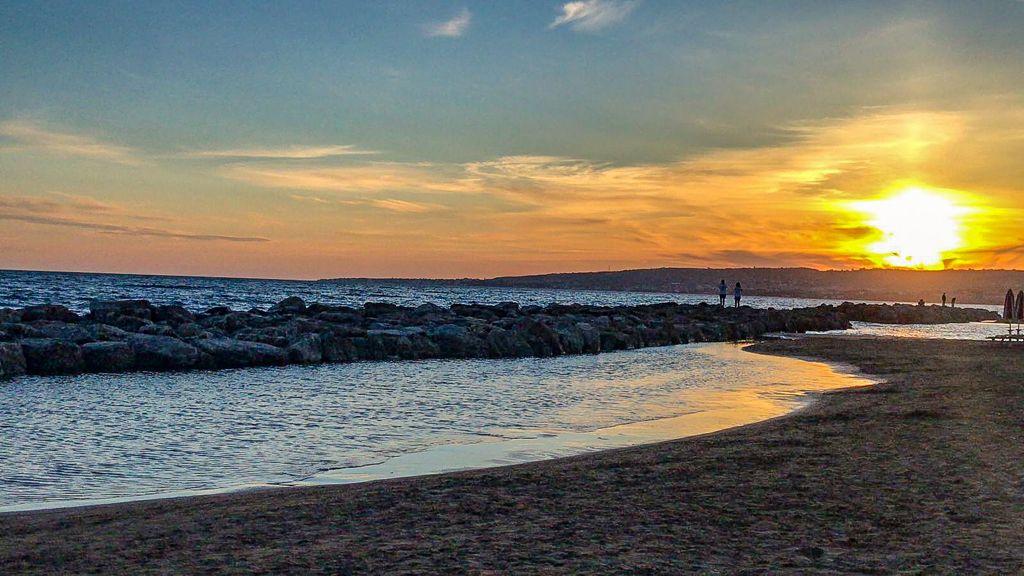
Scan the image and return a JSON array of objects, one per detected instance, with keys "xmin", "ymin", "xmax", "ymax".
[
  {"xmin": 0, "ymin": 343, "xmax": 870, "ymax": 510},
  {"xmin": 2, "ymin": 269, "xmax": 908, "ymax": 313},
  {"xmin": 0, "ymin": 269, "xmax": 1000, "ymax": 511},
  {"xmin": 821, "ymin": 320, "xmax": 1007, "ymax": 340}
]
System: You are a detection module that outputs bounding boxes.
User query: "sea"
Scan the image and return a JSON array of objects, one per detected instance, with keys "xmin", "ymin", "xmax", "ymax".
[{"xmin": 0, "ymin": 269, "xmax": 1007, "ymax": 511}]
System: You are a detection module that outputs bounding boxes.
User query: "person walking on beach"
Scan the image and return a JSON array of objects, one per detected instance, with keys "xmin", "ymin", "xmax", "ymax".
[
  {"xmin": 733, "ymin": 282, "xmax": 743, "ymax": 307},
  {"xmin": 718, "ymin": 280, "xmax": 728, "ymax": 307}
]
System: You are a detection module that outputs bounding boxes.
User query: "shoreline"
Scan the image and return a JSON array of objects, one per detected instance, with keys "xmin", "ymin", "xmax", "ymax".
[
  {"xmin": 0, "ymin": 342, "xmax": 876, "ymax": 514},
  {"xmin": 2, "ymin": 336, "xmax": 1022, "ymax": 573}
]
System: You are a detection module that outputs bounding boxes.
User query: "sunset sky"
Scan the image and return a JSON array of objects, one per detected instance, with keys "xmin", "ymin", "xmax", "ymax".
[{"xmin": 2, "ymin": 1, "xmax": 1023, "ymax": 279}]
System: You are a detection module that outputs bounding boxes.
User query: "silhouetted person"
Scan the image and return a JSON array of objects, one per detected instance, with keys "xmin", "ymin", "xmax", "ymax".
[
  {"xmin": 942, "ymin": 292, "xmax": 947, "ymax": 307},
  {"xmin": 951, "ymin": 297, "xmax": 956, "ymax": 308},
  {"xmin": 733, "ymin": 282, "xmax": 743, "ymax": 307},
  {"xmin": 718, "ymin": 280, "xmax": 728, "ymax": 307},
  {"xmin": 918, "ymin": 298, "xmax": 925, "ymax": 306}
]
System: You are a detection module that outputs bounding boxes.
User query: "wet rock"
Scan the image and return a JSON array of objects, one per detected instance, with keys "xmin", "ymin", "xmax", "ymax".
[
  {"xmin": 19, "ymin": 304, "xmax": 79, "ymax": 323},
  {"xmin": 269, "ymin": 296, "xmax": 306, "ymax": 315},
  {"xmin": 287, "ymin": 334, "xmax": 322, "ymax": 364},
  {"xmin": 427, "ymin": 324, "xmax": 479, "ymax": 358},
  {"xmin": 83, "ymin": 323, "xmax": 131, "ymax": 341},
  {"xmin": 321, "ymin": 333, "xmax": 356, "ymax": 363},
  {"xmin": 89, "ymin": 300, "xmax": 153, "ymax": 323},
  {"xmin": 194, "ymin": 337, "xmax": 288, "ymax": 369},
  {"xmin": 0, "ymin": 342, "xmax": 27, "ymax": 378},
  {"xmin": 128, "ymin": 334, "xmax": 202, "ymax": 371},
  {"xmin": 138, "ymin": 324, "xmax": 178, "ymax": 337},
  {"xmin": 153, "ymin": 304, "xmax": 194, "ymax": 325},
  {"xmin": 485, "ymin": 327, "xmax": 532, "ymax": 357},
  {"xmin": 82, "ymin": 341, "xmax": 135, "ymax": 372},
  {"xmin": 174, "ymin": 322, "xmax": 207, "ymax": 339},
  {"xmin": 20, "ymin": 338, "xmax": 85, "ymax": 375},
  {"xmin": 30, "ymin": 321, "xmax": 94, "ymax": 344}
]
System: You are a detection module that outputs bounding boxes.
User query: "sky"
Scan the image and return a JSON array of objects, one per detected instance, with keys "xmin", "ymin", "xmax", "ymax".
[{"xmin": 2, "ymin": 0, "xmax": 1023, "ymax": 279}]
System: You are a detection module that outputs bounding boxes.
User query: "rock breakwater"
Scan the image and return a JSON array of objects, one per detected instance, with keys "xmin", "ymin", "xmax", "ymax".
[{"xmin": 0, "ymin": 298, "xmax": 996, "ymax": 378}]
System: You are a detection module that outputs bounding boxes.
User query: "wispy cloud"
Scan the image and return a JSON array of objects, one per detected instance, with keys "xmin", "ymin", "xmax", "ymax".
[
  {"xmin": 0, "ymin": 194, "xmax": 269, "ymax": 242},
  {"xmin": 425, "ymin": 8, "xmax": 471, "ymax": 38},
  {"xmin": 222, "ymin": 162, "xmax": 480, "ymax": 194},
  {"xmin": 181, "ymin": 145, "xmax": 379, "ymax": 160},
  {"xmin": 550, "ymin": 0, "xmax": 637, "ymax": 32},
  {"xmin": 0, "ymin": 120, "xmax": 142, "ymax": 165},
  {"xmin": 289, "ymin": 194, "xmax": 443, "ymax": 213}
]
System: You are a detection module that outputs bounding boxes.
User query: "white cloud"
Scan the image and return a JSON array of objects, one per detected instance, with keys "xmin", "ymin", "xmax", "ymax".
[
  {"xmin": 425, "ymin": 8, "xmax": 471, "ymax": 38},
  {"xmin": 0, "ymin": 119, "xmax": 141, "ymax": 165},
  {"xmin": 550, "ymin": 0, "xmax": 637, "ymax": 32},
  {"xmin": 181, "ymin": 145, "xmax": 379, "ymax": 159}
]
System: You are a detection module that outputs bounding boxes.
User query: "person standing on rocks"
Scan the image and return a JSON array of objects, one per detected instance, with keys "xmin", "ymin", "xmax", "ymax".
[
  {"xmin": 718, "ymin": 280, "xmax": 728, "ymax": 307},
  {"xmin": 942, "ymin": 293, "xmax": 947, "ymax": 307},
  {"xmin": 733, "ymin": 282, "xmax": 743, "ymax": 307}
]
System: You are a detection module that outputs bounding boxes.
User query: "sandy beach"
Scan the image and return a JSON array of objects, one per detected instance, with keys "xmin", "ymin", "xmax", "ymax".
[{"xmin": 2, "ymin": 336, "xmax": 1023, "ymax": 574}]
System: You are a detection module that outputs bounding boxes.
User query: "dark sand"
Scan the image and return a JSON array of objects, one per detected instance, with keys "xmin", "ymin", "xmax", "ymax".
[{"xmin": 2, "ymin": 337, "xmax": 1023, "ymax": 574}]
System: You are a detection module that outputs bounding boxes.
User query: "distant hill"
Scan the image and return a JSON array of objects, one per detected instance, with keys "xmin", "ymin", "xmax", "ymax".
[{"xmin": 457, "ymin": 268, "xmax": 1024, "ymax": 305}]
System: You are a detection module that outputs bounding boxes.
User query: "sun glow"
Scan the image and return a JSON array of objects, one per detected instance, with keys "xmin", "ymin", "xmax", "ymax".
[{"xmin": 850, "ymin": 187, "xmax": 971, "ymax": 269}]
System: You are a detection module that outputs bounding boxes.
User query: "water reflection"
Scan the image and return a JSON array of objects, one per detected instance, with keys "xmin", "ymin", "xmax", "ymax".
[{"xmin": 0, "ymin": 343, "xmax": 872, "ymax": 510}]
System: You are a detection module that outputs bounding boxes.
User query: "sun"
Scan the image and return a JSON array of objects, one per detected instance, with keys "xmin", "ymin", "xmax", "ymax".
[{"xmin": 849, "ymin": 187, "xmax": 971, "ymax": 269}]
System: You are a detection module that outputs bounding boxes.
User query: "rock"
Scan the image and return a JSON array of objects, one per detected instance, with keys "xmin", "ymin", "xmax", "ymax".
[
  {"xmin": 138, "ymin": 324, "xmax": 178, "ymax": 337},
  {"xmin": 0, "ymin": 342, "xmax": 27, "ymax": 378},
  {"xmin": 427, "ymin": 324, "xmax": 479, "ymax": 358},
  {"xmin": 89, "ymin": 300, "xmax": 153, "ymax": 323},
  {"xmin": 194, "ymin": 337, "xmax": 288, "ymax": 368},
  {"xmin": 287, "ymin": 334, "xmax": 323, "ymax": 364},
  {"xmin": 19, "ymin": 304, "xmax": 79, "ymax": 323},
  {"xmin": 321, "ymin": 333, "xmax": 356, "ymax": 363},
  {"xmin": 153, "ymin": 305, "xmax": 195, "ymax": 325},
  {"xmin": 1, "ymin": 322, "xmax": 45, "ymax": 339},
  {"xmin": 412, "ymin": 303, "xmax": 445, "ymax": 316},
  {"xmin": 128, "ymin": 334, "xmax": 203, "ymax": 371},
  {"xmin": 174, "ymin": 322, "xmax": 207, "ymax": 339},
  {"xmin": 485, "ymin": 327, "xmax": 532, "ymax": 357},
  {"xmin": 20, "ymin": 338, "xmax": 85, "ymax": 375},
  {"xmin": 82, "ymin": 341, "xmax": 135, "ymax": 372},
  {"xmin": 30, "ymin": 321, "xmax": 94, "ymax": 344},
  {"xmin": 269, "ymin": 296, "xmax": 306, "ymax": 315},
  {"xmin": 83, "ymin": 323, "xmax": 131, "ymax": 341}
]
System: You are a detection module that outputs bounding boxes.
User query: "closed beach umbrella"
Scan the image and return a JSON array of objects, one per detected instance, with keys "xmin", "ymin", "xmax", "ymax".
[
  {"xmin": 1005, "ymin": 289, "xmax": 1014, "ymax": 320},
  {"xmin": 1016, "ymin": 290, "xmax": 1024, "ymax": 321}
]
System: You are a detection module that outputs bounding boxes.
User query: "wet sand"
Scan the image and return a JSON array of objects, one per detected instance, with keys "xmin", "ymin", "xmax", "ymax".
[{"xmin": 2, "ymin": 337, "xmax": 1023, "ymax": 574}]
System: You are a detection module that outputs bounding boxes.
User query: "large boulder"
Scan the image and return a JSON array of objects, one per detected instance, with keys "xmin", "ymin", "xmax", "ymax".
[
  {"xmin": 20, "ymin": 338, "xmax": 85, "ymax": 375},
  {"xmin": 82, "ymin": 341, "xmax": 135, "ymax": 372},
  {"xmin": 19, "ymin": 304, "xmax": 79, "ymax": 323},
  {"xmin": 194, "ymin": 337, "xmax": 288, "ymax": 369},
  {"xmin": 89, "ymin": 300, "xmax": 154, "ymax": 323},
  {"xmin": 287, "ymin": 334, "xmax": 323, "ymax": 364},
  {"xmin": 321, "ymin": 333, "xmax": 356, "ymax": 363},
  {"xmin": 269, "ymin": 297, "xmax": 306, "ymax": 315},
  {"xmin": 30, "ymin": 321, "xmax": 94, "ymax": 344},
  {"xmin": 427, "ymin": 324, "xmax": 479, "ymax": 358},
  {"xmin": 485, "ymin": 327, "xmax": 533, "ymax": 358},
  {"xmin": 153, "ymin": 304, "xmax": 195, "ymax": 325},
  {"xmin": 0, "ymin": 342, "xmax": 27, "ymax": 378},
  {"xmin": 128, "ymin": 334, "xmax": 203, "ymax": 371},
  {"xmin": 83, "ymin": 323, "xmax": 131, "ymax": 342}
]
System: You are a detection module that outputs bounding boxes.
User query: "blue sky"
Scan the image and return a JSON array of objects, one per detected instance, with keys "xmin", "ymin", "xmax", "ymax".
[{"xmin": 2, "ymin": 1, "xmax": 1023, "ymax": 277}]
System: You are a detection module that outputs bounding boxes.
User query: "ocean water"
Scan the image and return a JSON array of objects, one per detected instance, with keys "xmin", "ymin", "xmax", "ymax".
[
  {"xmin": 0, "ymin": 269, "xmax": 1000, "ymax": 510},
  {"xmin": 815, "ymin": 320, "xmax": 1008, "ymax": 341},
  {"xmin": 0, "ymin": 343, "xmax": 870, "ymax": 510},
  {"xmin": 1, "ymin": 269, "xmax": 920, "ymax": 313}
]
